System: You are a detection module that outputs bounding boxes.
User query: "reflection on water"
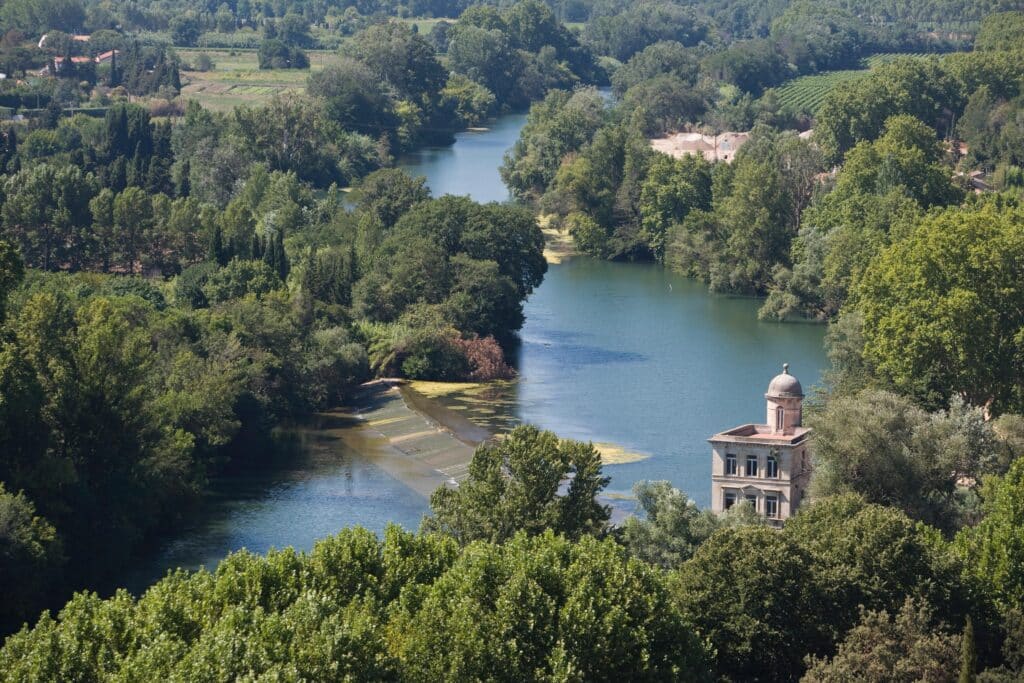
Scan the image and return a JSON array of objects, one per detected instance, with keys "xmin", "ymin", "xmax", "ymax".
[
  {"xmin": 123, "ymin": 418, "xmax": 428, "ymax": 593},
  {"xmin": 398, "ymin": 114, "xmax": 527, "ymax": 203}
]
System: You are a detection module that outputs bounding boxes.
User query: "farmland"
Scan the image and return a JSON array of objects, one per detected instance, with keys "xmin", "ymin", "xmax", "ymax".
[
  {"xmin": 774, "ymin": 70, "xmax": 868, "ymax": 113},
  {"xmin": 774, "ymin": 52, "xmax": 941, "ymax": 113},
  {"xmin": 177, "ymin": 49, "xmax": 344, "ymax": 111}
]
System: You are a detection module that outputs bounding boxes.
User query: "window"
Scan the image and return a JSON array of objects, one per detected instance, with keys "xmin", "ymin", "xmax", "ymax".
[
  {"xmin": 745, "ymin": 495, "xmax": 757, "ymax": 511},
  {"xmin": 746, "ymin": 455, "xmax": 758, "ymax": 477},
  {"xmin": 766, "ymin": 455, "xmax": 778, "ymax": 479},
  {"xmin": 724, "ymin": 492, "xmax": 736, "ymax": 510},
  {"xmin": 725, "ymin": 454, "xmax": 737, "ymax": 475},
  {"xmin": 765, "ymin": 495, "xmax": 778, "ymax": 518},
  {"xmin": 776, "ymin": 406, "xmax": 784, "ymax": 431}
]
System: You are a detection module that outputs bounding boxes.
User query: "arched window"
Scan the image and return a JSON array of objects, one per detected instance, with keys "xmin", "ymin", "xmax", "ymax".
[{"xmin": 775, "ymin": 406, "xmax": 785, "ymax": 431}]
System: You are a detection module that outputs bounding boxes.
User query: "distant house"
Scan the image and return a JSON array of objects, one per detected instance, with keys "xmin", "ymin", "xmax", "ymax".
[
  {"xmin": 41, "ymin": 50, "xmax": 120, "ymax": 76},
  {"xmin": 650, "ymin": 131, "xmax": 751, "ymax": 163},
  {"xmin": 38, "ymin": 33, "xmax": 91, "ymax": 49}
]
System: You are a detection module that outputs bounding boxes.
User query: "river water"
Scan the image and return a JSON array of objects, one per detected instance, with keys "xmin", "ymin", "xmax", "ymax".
[{"xmin": 126, "ymin": 112, "xmax": 827, "ymax": 588}]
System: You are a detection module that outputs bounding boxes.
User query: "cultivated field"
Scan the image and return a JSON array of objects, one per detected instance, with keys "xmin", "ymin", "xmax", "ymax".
[
  {"xmin": 775, "ymin": 52, "xmax": 941, "ymax": 113},
  {"xmin": 177, "ymin": 49, "xmax": 344, "ymax": 111}
]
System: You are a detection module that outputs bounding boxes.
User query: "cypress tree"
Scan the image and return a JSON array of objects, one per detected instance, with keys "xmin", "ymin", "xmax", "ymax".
[
  {"xmin": 300, "ymin": 248, "xmax": 317, "ymax": 297},
  {"xmin": 250, "ymin": 231, "xmax": 262, "ymax": 260},
  {"xmin": 175, "ymin": 159, "xmax": 191, "ymax": 198},
  {"xmin": 275, "ymin": 229, "xmax": 289, "ymax": 281},
  {"xmin": 208, "ymin": 224, "xmax": 227, "ymax": 266},
  {"xmin": 959, "ymin": 617, "xmax": 977, "ymax": 683}
]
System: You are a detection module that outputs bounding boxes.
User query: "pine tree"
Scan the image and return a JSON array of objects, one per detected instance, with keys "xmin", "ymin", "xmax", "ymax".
[{"xmin": 959, "ymin": 617, "xmax": 977, "ymax": 683}]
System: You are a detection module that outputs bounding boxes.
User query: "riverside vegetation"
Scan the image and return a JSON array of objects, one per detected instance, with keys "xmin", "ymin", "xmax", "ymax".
[{"xmin": 2, "ymin": 0, "xmax": 1024, "ymax": 681}]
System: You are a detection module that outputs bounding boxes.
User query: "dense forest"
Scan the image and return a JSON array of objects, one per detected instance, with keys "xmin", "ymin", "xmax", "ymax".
[
  {"xmin": 2, "ymin": 0, "xmax": 1024, "ymax": 679},
  {"xmin": 505, "ymin": 15, "xmax": 1024, "ymax": 320}
]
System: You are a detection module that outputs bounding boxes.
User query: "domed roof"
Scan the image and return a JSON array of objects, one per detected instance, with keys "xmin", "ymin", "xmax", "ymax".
[{"xmin": 767, "ymin": 363, "xmax": 803, "ymax": 398}]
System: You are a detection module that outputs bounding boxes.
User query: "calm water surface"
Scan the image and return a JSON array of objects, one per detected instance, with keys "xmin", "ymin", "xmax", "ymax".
[
  {"xmin": 126, "ymin": 112, "xmax": 826, "ymax": 587},
  {"xmin": 398, "ymin": 113, "xmax": 526, "ymax": 202}
]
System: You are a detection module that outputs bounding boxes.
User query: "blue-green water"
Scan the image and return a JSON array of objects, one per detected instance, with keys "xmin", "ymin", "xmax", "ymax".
[
  {"xmin": 126, "ymin": 112, "xmax": 826, "ymax": 586},
  {"xmin": 398, "ymin": 114, "xmax": 526, "ymax": 203},
  {"xmin": 513, "ymin": 259, "xmax": 825, "ymax": 507}
]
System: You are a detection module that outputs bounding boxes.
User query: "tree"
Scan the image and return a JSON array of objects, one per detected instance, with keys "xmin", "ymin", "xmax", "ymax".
[
  {"xmin": 853, "ymin": 202, "xmax": 1024, "ymax": 414},
  {"xmin": 202, "ymin": 258, "xmax": 284, "ymax": 304},
  {"xmin": 257, "ymin": 39, "xmax": 308, "ymax": 69},
  {"xmin": 803, "ymin": 599, "xmax": 961, "ymax": 683},
  {"xmin": 112, "ymin": 186, "xmax": 151, "ymax": 274},
  {"xmin": 423, "ymin": 425, "xmax": 610, "ymax": 544},
  {"xmin": 501, "ymin": 88, "xmax": 607, "ymax": 198},
  {"xmin": 955, "ymin": 459, "xmax": 1024, "ymax": 615},
  {"xmin": 1, "ymin": 164, "xmax": 97, "ymax": 271},
  {"xmin": 308, "ymin": 58, "xmax": 397, "ymax": 138},
  {"xmin": 619, "ymin": 480, "xmax": 720, "ymax": 568},
  {"xmin": 672, "ymin": 526, "xmax": 828, "ymax": 681},
  {"xmin": 0, "ymin": 239, "xmax": 23, "ymax": 322},
  {"xmin": 639, "ymin": 153, "xmax": 712, "ymax": 260},
  {"xmin": 785, "ymin": 494, "xmax": 980, "ymax": 646},
  {"xmin": 353, "ymin": 168, "xmax": 430, "ymax": 228},
  {"xmin": 169, "ymin": 14, "xmax": 201, "ymax": 47},
  {"xmin": 974, "ymin": 11, "xmax": 1024, "ymax": 51},
  {"xmin": 0, "ymin": 485, "xmax": 63, "ymax": 634},
  {"xmin": 393, "ymin": 532, "xmax": 713, "ymax": 682},
  {"xmin": 961, "ymin": 616, "xmax": 978, "ymax": 683},
  {"xmin": 808, "ymin": 390, "xmax": 998, "ymax": 531},
  {"xmin": 345, "ymin": 22, "xmax": 446, "ymax": 101}
]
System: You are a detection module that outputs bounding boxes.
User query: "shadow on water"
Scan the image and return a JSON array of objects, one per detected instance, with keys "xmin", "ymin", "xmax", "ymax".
[{"xmin": 120, "ymin": 402, "xmax": 429, "ymax": 595}]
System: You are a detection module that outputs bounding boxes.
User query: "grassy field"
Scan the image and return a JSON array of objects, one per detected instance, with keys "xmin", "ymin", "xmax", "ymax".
[
  {"xmin": 177, "ymin": 49, "xmax": 344, "ymax": 111},
  {"xmin": 775, "ymin": 52, "xmax": 942, "ymax": 113},
  {"xmin": 396, "ymin": 16, "xmax": 456, "ymax": 33}
]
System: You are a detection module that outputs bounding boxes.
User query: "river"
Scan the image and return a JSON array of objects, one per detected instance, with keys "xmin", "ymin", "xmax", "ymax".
[{"xmin": 126, "ymin": 112, "xmax": 827, "ymax": 588}]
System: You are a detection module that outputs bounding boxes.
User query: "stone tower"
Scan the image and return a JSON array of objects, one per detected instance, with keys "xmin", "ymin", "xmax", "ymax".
[{"xmin": 708, "ymin": 364, "xmax": 813, "ymax": 526}]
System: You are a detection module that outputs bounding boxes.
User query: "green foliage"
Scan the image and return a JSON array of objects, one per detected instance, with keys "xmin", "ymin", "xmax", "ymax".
[
  {"xmin": 501, "ymin": 87, "xmax": 608, "ymax": 198},
  {"xmin": 257, "ymin": 38, "xmax": 308, "ymax": 69},
  {"xmin": 761, "ymin": 115, "xmax": 952, "ymax": 322},
  {"xmin": 962, "ymin": 616, "xmax": 978, "ymax": 683},
  {"xmin": 423, "ymin": 425, "xmax": 611, "ymax": 544},
  {"xmin": 0, "ymin": 484, "xmax": 63, "ymax": 634},
  {"xmin": 784, "ymin": 494, "xmax": 982, "ymax": 647},
  {"xmin": 201, "ymin": 257, "xmax": 283, "ymax": 304},
  {"xmin": 0, "ymin": 528, "xmax": 711, "ymax": 681},
  {"xmin": 808, "ymin": 390, "xmax": 999, "ymax": 531},
  {"xmin": 672, "ymin": 525, "xmax": 827, "ymax": 682},
  {"xmin": 853, "ymin": 202, "xmax": 1024, "ymax": 413},
  {"xmin": 618, "ymin": 480, "xmax": 720, "ymax": 568},
  {"xmin": 638, "ymin": 153, "xmax": 712, "ymax": 260},
  {"xmin": 802, "ymin": 599, "xmax": 962, "ymax": 683},
  {"xmin": 974, "ymin": 11, "xmax": 1024, "ymax": 51},
  {"xmin": 955, "ymin": 459, "xmax": 1024, "ymax": 614}
]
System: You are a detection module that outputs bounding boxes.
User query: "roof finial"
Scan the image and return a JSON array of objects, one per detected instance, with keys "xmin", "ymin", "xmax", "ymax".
[{"xmin": 783, "ymin": 362, "xmax": 789, "ymax": 374}]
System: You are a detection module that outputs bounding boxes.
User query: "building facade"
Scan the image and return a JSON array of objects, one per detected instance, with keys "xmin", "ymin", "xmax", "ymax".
[{"xmin": 709, "ymin": 364, "xmax": 812, "ymax": 526}]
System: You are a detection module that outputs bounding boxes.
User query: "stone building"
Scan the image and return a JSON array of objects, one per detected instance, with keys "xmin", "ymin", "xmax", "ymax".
[{"xmin": 709, "ymin": 364, "xmax": 812, "ymax": 526}]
